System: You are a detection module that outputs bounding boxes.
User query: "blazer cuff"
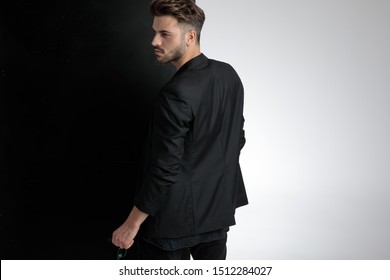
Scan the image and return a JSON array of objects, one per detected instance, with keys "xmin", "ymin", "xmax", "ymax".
[{"xmin": 134, "ymin": 196, "xmax": 158, "ymax": 217}]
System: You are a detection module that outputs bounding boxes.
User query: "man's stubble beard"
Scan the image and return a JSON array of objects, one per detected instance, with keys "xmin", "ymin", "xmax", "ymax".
[{"xmin": 156, "ymin": 40, "xmax": 186, "ymax": 65}]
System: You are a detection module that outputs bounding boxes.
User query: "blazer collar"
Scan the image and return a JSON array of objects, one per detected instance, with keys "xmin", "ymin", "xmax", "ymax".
[{"xmin": 175, "ymin": 53, "xmax": 208, "ymax": 76}]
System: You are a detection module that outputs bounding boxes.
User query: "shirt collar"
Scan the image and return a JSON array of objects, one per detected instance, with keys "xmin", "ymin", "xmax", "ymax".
[{"xmin": 174, "ymin": 53, "xmax": 208, "ymax": 76}]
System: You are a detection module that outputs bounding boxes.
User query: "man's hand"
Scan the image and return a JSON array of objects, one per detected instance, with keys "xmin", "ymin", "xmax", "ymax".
[{"xmin": 112, "ymin": 206, "xmax": 149, "ymax": 249}]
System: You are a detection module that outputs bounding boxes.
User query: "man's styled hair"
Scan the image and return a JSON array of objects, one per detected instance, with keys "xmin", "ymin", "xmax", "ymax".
[{"xmin": 150, "ymin": 0, "xmax": 206, "ymax": 43}]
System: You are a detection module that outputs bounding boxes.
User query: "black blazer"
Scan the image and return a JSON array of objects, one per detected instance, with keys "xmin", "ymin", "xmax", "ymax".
[{"xmin": 135, "ymin": 53, "xmax": 248, "ymax": 239}]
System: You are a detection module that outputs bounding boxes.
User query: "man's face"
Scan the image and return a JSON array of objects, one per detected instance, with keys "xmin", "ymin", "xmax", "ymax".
[{"xmin": 151, "ymin": 16, "xmax": 186, "ymax": 65}]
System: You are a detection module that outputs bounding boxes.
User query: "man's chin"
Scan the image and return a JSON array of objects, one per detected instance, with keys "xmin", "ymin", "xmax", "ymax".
[
  {"xmin": 156, "ymin": 53, "xmax": 181, "ymax": 65},
  {"xmin": 156, "ymin": 58, "xmax": 170, "ymax": 65}
]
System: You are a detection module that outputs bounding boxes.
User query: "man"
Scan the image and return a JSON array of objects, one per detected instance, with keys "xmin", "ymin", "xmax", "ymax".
[{"xmin": 112, "ymin": 0, "xmax": 247, "ymax": 260}]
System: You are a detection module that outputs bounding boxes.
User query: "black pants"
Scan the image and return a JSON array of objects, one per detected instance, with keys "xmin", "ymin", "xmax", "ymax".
[{"xmin": 137, "ymin": 236, "xmax": 227, "ymax": 260}]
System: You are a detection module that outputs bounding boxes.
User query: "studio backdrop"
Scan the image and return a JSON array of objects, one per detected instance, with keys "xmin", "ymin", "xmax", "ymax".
[
  {"xmin": 1, "ymin": 0, "xmax": 390, "ymax": 260},
  {"xmin": 198, "ymin": 0, "xmax": 390, "ymax": 259}
]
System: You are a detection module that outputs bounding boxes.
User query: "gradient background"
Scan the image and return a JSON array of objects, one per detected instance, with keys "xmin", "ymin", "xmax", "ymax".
[
  {"xmin": 1, "ymin": 0, "xmax": 389, "ymax": 260},
  {"xmin": 198, "ymin": 0, "xmax": 390, "ymax": 259}
]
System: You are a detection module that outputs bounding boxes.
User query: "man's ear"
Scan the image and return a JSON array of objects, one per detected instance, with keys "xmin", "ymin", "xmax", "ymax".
[{"xmin": 186, "ymin": 29, "xmax": 197, "ymax": 46}]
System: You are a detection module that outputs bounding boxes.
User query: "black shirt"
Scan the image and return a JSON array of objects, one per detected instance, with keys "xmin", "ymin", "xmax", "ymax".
[{"xmin": 144, "ymin": 227, "xmax": 229, "ymax": 251}]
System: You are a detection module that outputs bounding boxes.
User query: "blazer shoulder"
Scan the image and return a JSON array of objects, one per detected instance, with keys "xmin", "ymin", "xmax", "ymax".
[
  {"xmin": 209, "ymin": 59, "xmax": 241, "ymax": 79},
  {"xmin": 209, "ymin": 58, "xmax": 235, "ymax": 71}
]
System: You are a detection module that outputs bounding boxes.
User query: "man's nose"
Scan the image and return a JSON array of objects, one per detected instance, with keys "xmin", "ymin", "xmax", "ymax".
[{"xmin": 151, "ymin": 34, "xmax": 160, "ymax": 47}]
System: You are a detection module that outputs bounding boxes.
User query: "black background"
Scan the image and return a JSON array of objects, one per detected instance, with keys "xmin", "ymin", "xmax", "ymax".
[{"xmin": 1, "ymin": 0, "xmax": 174, "ymax": 259}]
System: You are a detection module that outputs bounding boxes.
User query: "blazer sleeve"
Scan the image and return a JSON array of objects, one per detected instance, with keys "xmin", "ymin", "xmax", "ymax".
[
  {"xmin": 238, "ymin": 78, "xmax": 246, "ymax": 151},
  {"xmin": 135, "ymin": 85, "xmax": 192, "ymax": 216},
  {"xmin": 240, "ymin": 116, "xmax": 246, "ymax": 150}
]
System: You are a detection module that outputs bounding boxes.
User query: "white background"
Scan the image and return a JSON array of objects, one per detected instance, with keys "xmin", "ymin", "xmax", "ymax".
[{"xmin": 198, "ymin": 0, "xmax": 390, "ymax": 259}]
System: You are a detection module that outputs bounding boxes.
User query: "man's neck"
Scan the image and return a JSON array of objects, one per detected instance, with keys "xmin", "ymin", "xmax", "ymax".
[{"xmin": 173, "ymin": 46, "xmax": 201, "ymax": 70}]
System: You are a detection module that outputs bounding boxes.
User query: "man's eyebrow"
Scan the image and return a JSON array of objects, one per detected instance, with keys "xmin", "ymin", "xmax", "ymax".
[{"xmin": 152, "ymin": 28, "xmax": 171, "ymax": 34}]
